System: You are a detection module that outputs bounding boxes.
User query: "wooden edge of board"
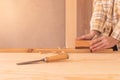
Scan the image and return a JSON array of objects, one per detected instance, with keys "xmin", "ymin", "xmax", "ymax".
[
  {"xmin": 75, "ymin": 40, "xmax": 90, "ymax": 48},
  {"xmin": 0, "ymin": 48, "xmax": 118, "ymax": 53},
  {"xmin": 0, "ymin": 48, "xmax": 35, "ymax": 53}
]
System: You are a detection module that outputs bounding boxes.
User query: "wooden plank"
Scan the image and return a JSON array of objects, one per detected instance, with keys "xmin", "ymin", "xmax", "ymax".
[
  {"xmin": 0, "ymin": 48, "xmax": 36, "ymax": 53},
  {"xmin": 75, "ymin": 40, "xmax": 90, "ymax": 48},
  {"xmin": 0, "ymin": 48, "xmax": 117, "ymax": 53},
  {"xmin": 75, "ymin": 40, "xmax": 115, "ymax": 53},
  {"xmin": 35, "ymin": 48, "xmax": 90, "ymax": 53},
  {"xmin": 35, "ymin": 48, "xmax": 115, "ymax": 53},
  {"xmin": 92, "ymin": 49, "xmax": 114, "ymax": 53},
  {"xmin": 66, "ymin": 0, "xmax": 77, "ymax": 48}
]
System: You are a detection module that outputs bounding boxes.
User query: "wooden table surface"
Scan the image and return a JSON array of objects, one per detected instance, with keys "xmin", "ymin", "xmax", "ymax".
[{"xmin": 0, "ymin": 52, "xmax": 120, "ymax": 80}]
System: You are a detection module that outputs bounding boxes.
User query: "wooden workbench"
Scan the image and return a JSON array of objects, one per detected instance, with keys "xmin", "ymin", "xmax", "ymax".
[{"xmin": 0, "ymin": 52, "xmax": 120, "ymax": 80}]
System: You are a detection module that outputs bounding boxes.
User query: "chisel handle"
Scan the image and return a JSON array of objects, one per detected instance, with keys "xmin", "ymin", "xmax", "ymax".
[
  {"xmin": 16, "ymin": 53, "xmax": 69, "ymax": 65},
  {"xmin": 44, "ymin": 53, "xmax": 69, "ymax": 62}
]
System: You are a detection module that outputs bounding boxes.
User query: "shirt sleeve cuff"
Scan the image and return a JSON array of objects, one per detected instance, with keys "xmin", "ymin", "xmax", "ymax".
[
  {"xmin": 90, "ymin": 26, "xmax": 104, "ymax": 33},
  {"xmin": 111, "ymin": 31, "xmax": 120, "ymax": 41}
]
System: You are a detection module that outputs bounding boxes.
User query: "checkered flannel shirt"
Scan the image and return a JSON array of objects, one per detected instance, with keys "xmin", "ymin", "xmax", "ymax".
[{"xmin": 90, "ymin": 0, "xmax": 120, "ymax": 41}]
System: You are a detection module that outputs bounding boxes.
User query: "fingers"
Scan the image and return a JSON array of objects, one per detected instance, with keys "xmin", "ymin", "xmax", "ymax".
[
  {"xmin": 90, "ymin": 41, "xmax": 105, "ymax": 51},
  {"xmin": 77, "ymin": 30, "xmax": 100, "ymax": 40},
  {"xmin": 77, "ymin": 35, "xmax": 87, "ymax": 40},
  {"xmin": 90, "ymin": 37, "xmax": 103, "ymax": 46},
  {"xmin": 90, "ymin": 37, "xmax": 105, "ymax": 51},
  {"xmin": 77, "ymin": 34, "xmax": 93, "ymax": 40}
]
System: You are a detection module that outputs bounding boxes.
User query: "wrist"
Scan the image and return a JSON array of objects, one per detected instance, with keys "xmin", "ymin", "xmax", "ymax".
[{"xmin": 111, "ymin": 36, "xmax": 120, "ymax": 44}]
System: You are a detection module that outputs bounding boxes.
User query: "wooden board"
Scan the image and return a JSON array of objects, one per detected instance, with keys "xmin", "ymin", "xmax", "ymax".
[
  {"xmin": 75, "ymin": 40, "xmax": 114, "ymax": 53},
  {"xmin": 0, "ymin": 48, "xmax": 115, "ymax": 53},
  {"xmin": 66, "ymin": 0, "xmax": 77, "ymax": 48},
  {"xmin": 0, "ymin": 53, "xmax": 120, "ymax": 80},
  {"xmin": 75, "ymin": 40, "xmax": 90, "ymax": 47}
]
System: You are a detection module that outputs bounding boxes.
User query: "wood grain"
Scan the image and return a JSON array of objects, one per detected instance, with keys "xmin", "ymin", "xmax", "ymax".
[
  {"xmin": 0, "ymin": 53, "xmax": 120, "ymax": 80},
  {"xmin": 0, "ymin": 48, "xmax": 88, "ymax": 53},
  {"xmin": 75, "ymin": 40, "xmax": 90, "ymax": 47},
  {"xmin": 0, "ymin": 48, "xmax": 116, "ymax": 53}
]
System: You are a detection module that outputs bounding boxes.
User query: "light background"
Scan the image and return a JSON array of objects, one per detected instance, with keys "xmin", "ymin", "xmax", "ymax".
[
  {"xmin": 0, "ymin": 0, "xmax": 65, "ymax": 48},
  {"xmin": 0, "ymin": 0, "xmax": 92, "ymax": 48}
]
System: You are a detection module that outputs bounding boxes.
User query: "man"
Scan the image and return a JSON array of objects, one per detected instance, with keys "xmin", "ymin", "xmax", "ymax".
[{"xmin": 77, "ymin": 0, "xmax": 120, "ymax": 51}]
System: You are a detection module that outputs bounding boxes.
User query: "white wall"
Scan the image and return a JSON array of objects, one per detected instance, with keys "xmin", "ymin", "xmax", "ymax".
[{"xmin": 0, "ymin": 0, "xmax": 65, "ymax": 48}]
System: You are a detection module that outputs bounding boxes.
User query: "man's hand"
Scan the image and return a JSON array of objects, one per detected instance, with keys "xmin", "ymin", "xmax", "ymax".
[
  {"xmin": 90, "ymin": 36, "xmax": 119, "ymax": 51},
  {"xmin": 77, "ymin": 30, "xmax": 99, "ymax": 40},
  {"xmin": 77, "ymin": 33, "xmax": 94, "ymax": 40}
]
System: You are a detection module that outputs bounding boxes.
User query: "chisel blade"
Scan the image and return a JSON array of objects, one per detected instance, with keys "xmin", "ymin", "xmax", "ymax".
[{"xmin": 16, "ymin": 59, "xmax": 44, "ymax": 65}]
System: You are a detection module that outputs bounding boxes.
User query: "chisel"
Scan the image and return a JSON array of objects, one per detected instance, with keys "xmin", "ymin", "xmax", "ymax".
[{"xmin": 16, "ymin": 53, "xmax": 69, "ymax": 65}]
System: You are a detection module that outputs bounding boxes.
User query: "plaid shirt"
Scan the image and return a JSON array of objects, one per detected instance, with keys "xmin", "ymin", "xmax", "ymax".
[{"xmin": 90, "ymin": 0, "xmax": 120, "ymax": 41}]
